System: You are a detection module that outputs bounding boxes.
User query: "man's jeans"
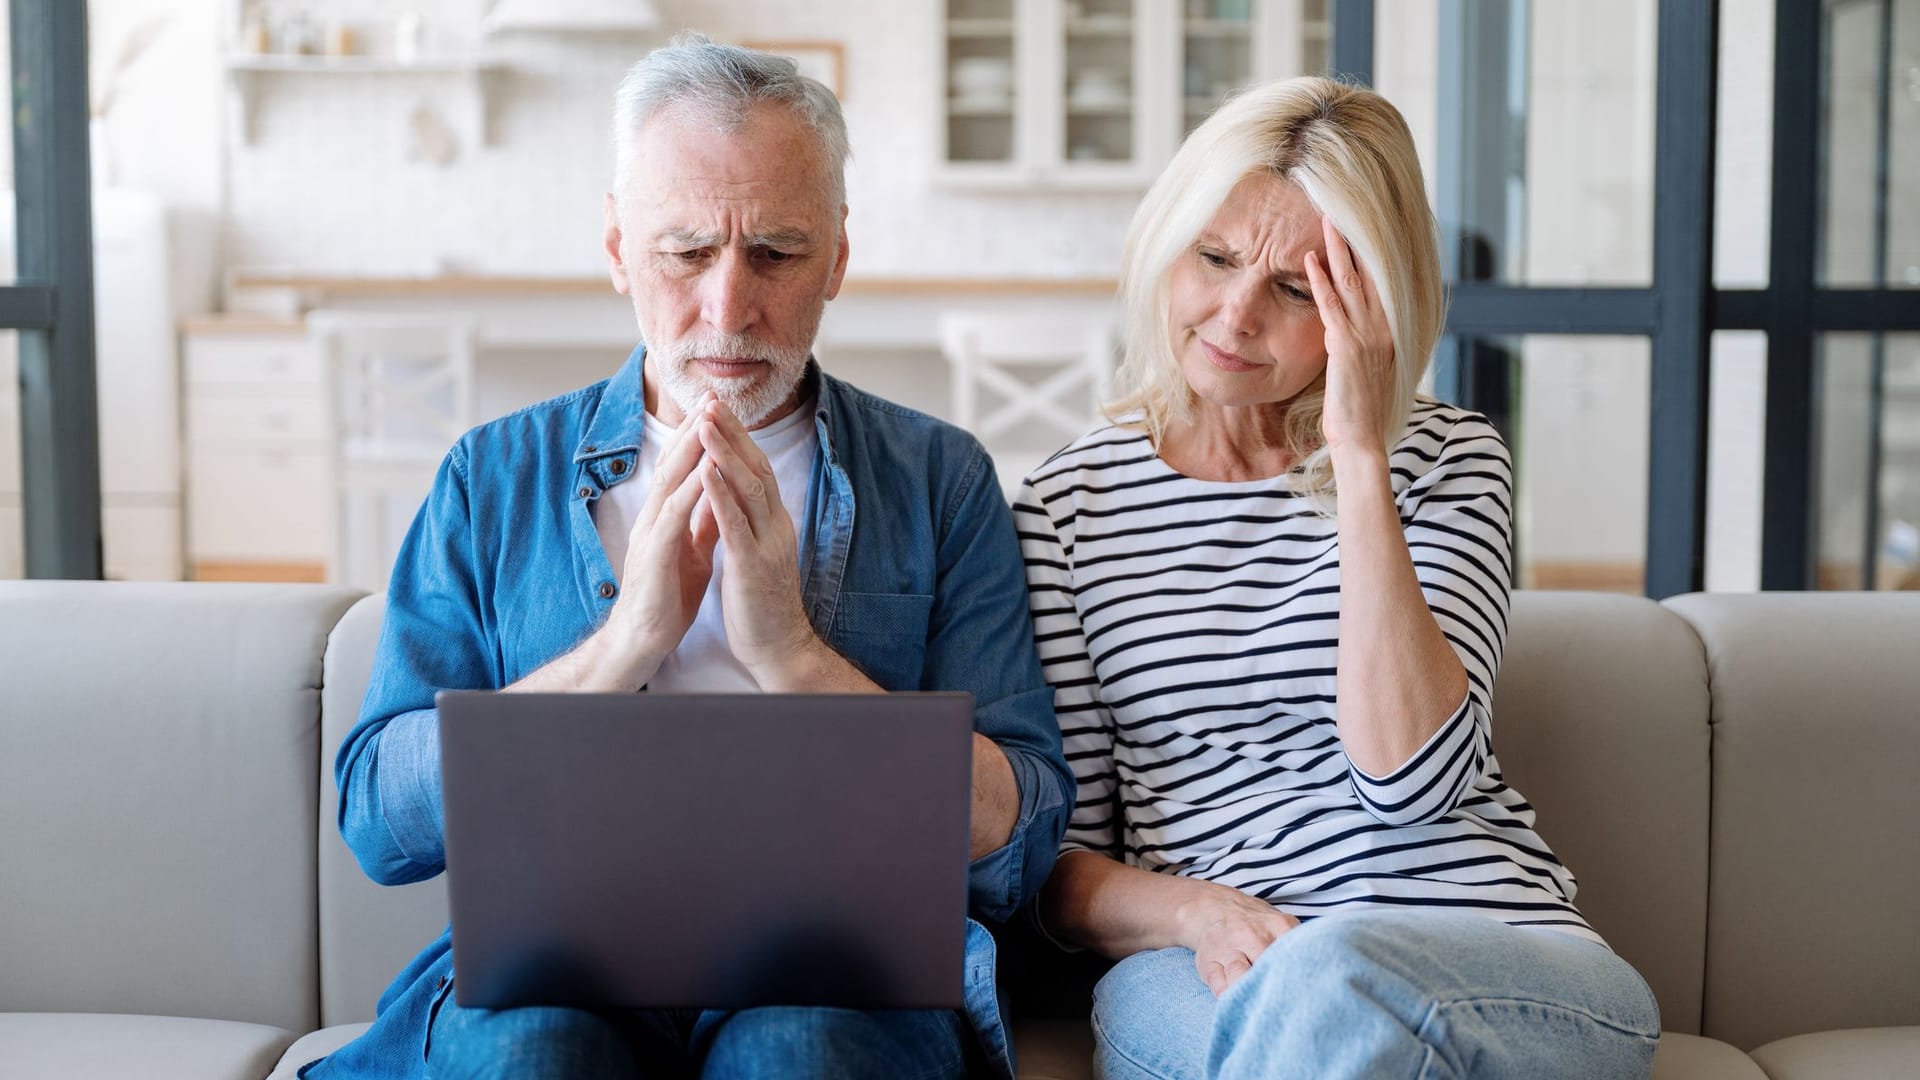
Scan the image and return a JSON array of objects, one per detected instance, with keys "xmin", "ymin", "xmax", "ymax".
[
  {"xmin": 1091, "ymin": 911, "xmax": 1660, "ymax": 1080},
  {"xmin": 424, "ymin": 997, "xmax": 970, "ymax": 1080}
]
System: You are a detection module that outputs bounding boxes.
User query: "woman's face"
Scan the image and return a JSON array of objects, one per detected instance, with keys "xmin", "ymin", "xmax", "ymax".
[{"xmin": 1166, "ymin": 173, "xmax": 1331, "ymax": 412}]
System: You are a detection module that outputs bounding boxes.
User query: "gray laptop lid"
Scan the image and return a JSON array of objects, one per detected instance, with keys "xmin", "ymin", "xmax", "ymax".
[{"xmin": 436, "ymin": 691, "xmax": 974, "ymax": 1011}]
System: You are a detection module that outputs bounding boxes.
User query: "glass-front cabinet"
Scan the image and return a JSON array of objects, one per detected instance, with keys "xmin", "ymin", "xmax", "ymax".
[{"xmin": 939, "ymin": 0, "xmax": 1330, "ymax": 190}]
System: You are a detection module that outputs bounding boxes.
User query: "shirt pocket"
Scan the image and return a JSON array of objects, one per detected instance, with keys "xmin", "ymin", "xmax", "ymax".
[{"xmin": 831, "ymin": 591, "xmax": 935, "ymax": 691}]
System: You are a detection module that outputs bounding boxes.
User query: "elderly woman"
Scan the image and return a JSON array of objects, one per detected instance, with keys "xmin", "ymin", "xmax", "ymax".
[{"xmin": 1016, "ymin": 77, "xmax": 1659, "ymax": 1080}]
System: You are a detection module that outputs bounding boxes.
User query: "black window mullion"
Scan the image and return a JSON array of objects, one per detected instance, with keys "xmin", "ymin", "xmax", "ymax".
[
  {"xmin": 1759, "ymin": 0, "xmax": 1823, "ymax": 589},
  {"xmin": 8, "ymin": 0, "xmax": 101, "ymax": 580},
  {"xmin": 1645, "ymin": 0, "xmax": 1719, "ymax": 598}
]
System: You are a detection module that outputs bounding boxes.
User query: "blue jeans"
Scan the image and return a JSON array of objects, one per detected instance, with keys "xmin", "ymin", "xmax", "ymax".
[
  {"xmin": 424, "ymin": 998, "xmax": 971, "ymax": 1080},
  {"xmin": 1091, "ymin": 911, "xmax": 1660, "ymax": 1080}
]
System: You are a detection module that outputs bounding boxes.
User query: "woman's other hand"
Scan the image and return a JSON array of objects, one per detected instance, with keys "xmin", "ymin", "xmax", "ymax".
[
  {"xmin": 1305, "ymin": 214, "xmax": 1396, "ymax": 457},
  {"xmin": 1174, "ymin": 883, "xmax": 1301, "ymax": 996}
]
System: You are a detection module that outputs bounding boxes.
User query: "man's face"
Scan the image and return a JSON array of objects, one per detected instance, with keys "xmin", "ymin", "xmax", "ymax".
[{"xmin": 605, "ymin": 102, "xmax": 850, "ymax": 428}]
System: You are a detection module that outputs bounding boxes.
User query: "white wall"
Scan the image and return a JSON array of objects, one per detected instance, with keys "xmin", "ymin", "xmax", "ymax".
[{"xmin": 218, "ymin": 0, "xmax": 1139, "ymax": 279}]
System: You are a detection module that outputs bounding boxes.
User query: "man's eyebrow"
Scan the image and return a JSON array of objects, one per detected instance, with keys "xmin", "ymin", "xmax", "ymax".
[
  {"xmin": 747, "ymin": 228, "xmax": 812, "ymax": 249},
  {"xmin": 657, "ymin": 228, "xmax": 722, "ymax": 248}
]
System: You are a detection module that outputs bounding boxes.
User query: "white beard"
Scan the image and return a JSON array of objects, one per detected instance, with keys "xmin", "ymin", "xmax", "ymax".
[{"xmin": 652, "ymin": 330, "xmax": 813, "ymax": 428}]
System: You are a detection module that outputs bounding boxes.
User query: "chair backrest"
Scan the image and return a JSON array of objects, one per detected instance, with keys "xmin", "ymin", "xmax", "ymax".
[
  {"xmin": 309, "ymin": 311, "xmax": 477, "ymax": 591},
  {"xmin": 938, "ymin": 313, "xmax": 1114, "ymax": 445},
  {"xmin": 308, "ymin": 310, "xmax": 477, "ymax": 459},
  {"xmin": 0, "ymin": 581, "xmax": 364, "ymax": 1032}
]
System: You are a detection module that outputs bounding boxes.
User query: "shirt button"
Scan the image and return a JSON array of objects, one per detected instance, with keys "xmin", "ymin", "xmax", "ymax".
[
  {"xmin": 610, "ymin": 459, "xmax": 628, "ymax": 476},
  {"xmin": 436, "ymin": 975, "xmax": 448, "ymax": 990},
  {"xmin": 582, "ymin": 445, "xmax": 597, "ymax": 454},
  {"xmin": 578, "ymin": 486, "xmax": 593, "ymax": 499},
  {"xmin": 599, "ymin": 582, "xmax": 616, "ymax": 599}
]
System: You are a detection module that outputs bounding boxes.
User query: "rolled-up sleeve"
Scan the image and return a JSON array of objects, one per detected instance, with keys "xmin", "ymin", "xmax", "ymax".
[
  {"xmin": 335, "ymin": 445, "xmax": 496, "ymax": 885},
  {"xmin": 1348, "ymin": 417, "xmax": 1514, "ymax": 826},
  {"xmin": 927, "ymin": 447, "xmax": 1072, "ymax": 924}
]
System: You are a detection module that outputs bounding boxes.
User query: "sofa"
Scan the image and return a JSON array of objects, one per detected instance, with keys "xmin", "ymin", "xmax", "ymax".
[{"xmin": 0, "ymin": 581, "xmax": 1915, "ymax": 1079}]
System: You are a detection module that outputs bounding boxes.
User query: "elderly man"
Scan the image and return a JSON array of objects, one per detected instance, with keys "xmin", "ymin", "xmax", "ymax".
[{"xmin": 300, "ymin": 34, "xmax": 1069, "ymax": 1080}]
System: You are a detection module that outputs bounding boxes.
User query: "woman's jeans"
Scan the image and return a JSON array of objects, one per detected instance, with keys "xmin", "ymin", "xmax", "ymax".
[
  {"xmin": 424, "ymin": 999, "xmax": 970, "ymax": 1080},
  {"xmin": 1091, "ymin": 910, "xmax": 1660, "ymax": 1080}
]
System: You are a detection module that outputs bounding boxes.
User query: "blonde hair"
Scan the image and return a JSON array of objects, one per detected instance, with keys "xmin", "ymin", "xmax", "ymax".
[{"xmin": 1109, "ymin": 76, "xmax": 1445, "ymax": 512}]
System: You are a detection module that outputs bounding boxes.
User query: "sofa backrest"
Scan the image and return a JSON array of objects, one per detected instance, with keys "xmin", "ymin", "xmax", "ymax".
[
  {"xmin": 1489, "ymin": 592, "xmax": 1713, "ymax": 1035},
  {"xmin": 317, "ymin": 594, "xmax": 449, "ymax": 1026},
  {"xmin": 0, "ymin": 581, "xmax": 363, "ymax": 1033},
  {"xmin": 1666, "ymin": 593, "xmax": 1920, "ymax": 1051}
]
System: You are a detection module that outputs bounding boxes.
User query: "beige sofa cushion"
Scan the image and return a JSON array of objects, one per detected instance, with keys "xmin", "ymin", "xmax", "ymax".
[
  {"xmin": 1665, "ymin": 594, "xmax": 1920, "ymax": 1051},
  {"xmin": 0, "ymin": 582, "xmax": 363, "ymax": 1032},
  {"xmin": 1749, "ymin": 1027, "xmax": 1920, "ymax": 1080},
  {"xmin": 317, "ymin": 594, "xmax": 449, "ymax": 1026},
  {"xmin": 0, "ymin": 1012, "xmax": 295, "ymax": 1080},
  {"xmin": 1490, "ymin": 593, "xmax": 1712, "ymax": 1034}
]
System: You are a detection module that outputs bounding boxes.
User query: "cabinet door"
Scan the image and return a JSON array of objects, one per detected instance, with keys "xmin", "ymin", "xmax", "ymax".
[
  {"xmin": 1183, "ymin": 0, "xmax": 1332, "ymax": 140},
  {"xmin": 187, "ymin": 446, "xmax": 334, "ymax": 561},
  {"xmin": 942, "ymin": 0, "xmax": 1027, "ymax": 184},
  {"xmin": 1045, "ymin": 0, "xmax": 1170, "ymax": 187}
]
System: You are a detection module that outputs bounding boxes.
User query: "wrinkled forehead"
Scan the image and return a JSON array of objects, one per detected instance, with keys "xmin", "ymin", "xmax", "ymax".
[
  {"xmin": 1203, "ymin": 172, "xmax": 1322, "ymax": 262},
  {"xmin": 620, "ymin": 101, "xmax": 840, "ymax": 225}
]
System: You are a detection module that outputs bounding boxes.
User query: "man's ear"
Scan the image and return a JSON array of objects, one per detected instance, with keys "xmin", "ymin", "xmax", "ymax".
[
  {"xmin": 825, "ymin": 203, "xmax": 850, "ymax": 302},
  {"xmin": 604, "ymin": 192, "xmax": 631, "ymax": 296}
]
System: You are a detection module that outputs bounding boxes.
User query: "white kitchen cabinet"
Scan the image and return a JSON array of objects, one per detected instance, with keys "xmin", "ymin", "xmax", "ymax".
[
  {"xmin": 936, "ymin": 0, "xmax": 1330, "ymax": 191},
  {"xmin": 181, "ymin": 325, "xmax": 336, "ymax": 577}
]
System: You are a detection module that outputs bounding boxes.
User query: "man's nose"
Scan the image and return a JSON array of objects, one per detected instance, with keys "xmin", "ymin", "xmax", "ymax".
[{"xmin": 700, "ymin": 250, "xmax": 759, "ymax": 337}]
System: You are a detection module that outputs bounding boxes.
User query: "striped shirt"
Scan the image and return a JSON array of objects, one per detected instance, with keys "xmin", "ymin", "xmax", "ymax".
[{"xmin": 1015, "ymin": 399, "xmax": 1599, "ymax": 944}]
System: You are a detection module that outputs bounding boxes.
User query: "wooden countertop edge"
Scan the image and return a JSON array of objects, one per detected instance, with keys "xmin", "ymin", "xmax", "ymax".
[{"xmin": 221, "ymin": 274, "xmax": 1119, "ymax": 296}]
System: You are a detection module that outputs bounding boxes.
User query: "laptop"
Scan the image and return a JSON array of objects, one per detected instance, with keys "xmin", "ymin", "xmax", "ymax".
[{"xmin": 435, "ymin": 691, "xmax": 975, "ymax": 1012}]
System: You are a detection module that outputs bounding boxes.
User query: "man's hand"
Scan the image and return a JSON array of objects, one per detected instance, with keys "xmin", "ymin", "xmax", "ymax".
[
  {"xmin": 694, "ymin": 399, "xmax": 820, "ymax": 688},
  {"xmin": 1174, "ymin": 883, "xmax": 1301, "ymax": 996},
  {"xmin": 608, "ymin": 396, "xmax": 721, "ymax": 673}
]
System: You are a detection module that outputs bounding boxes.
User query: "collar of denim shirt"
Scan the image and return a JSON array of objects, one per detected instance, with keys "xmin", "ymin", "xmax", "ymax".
[{"xmin": 569, "ymin": 344, "xmax": 855, "ymax": 641}]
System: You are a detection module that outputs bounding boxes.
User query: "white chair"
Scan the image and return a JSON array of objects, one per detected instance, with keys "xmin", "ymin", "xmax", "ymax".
[
  {"xmin": 308, "ymin": 311, "xmax": 477, "ymax": 592},
  {"xmin": 937, "ymin": 313, "xmax": 1117, "ymax": 498}
]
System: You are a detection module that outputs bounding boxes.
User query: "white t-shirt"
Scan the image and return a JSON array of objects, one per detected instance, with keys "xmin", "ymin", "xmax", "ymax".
[{"xmin": 593, "ymin": 401, "xmax": 819, "ymax": 692}]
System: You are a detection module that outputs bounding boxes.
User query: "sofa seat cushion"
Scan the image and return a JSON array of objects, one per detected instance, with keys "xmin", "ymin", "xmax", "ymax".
[
  {"xmin": 0, "ymin": 1012, "xmax": 296, "ymax": 1080},
  {"xmin": 1010, "ymin": 1023, "xmax": 1761, "ymax": 1080},
  {"xmin": 1651, "ymin": 1032, "xmax": 1768, "ymax": 1079},
  {"xmin": 1749, "ymin": 1027, "xmax": 1920, "ymax": 1080},
  {"xmin": 266, "ymin": 1023, "xmax": 371, "ymax": 1080}
]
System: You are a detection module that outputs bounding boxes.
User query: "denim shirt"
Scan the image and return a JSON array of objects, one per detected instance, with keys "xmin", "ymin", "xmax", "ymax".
[{"xmin": 303, "ymin": 347, "xmax": 1071, "ymax": 1079}]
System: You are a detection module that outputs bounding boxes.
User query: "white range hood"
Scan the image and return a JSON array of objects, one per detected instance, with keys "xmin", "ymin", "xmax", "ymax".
[{"xmin": 482, "ymin": 0, "xmax": 663, "ymax": 34}]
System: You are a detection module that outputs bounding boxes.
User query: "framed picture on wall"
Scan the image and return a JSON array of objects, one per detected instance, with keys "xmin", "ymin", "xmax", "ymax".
[{"xmin": 740, "ymin": 40, "xmax": 845, "ymax": 101}]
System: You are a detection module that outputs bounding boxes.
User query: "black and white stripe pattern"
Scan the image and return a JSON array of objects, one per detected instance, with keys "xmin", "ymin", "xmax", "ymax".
[{"xmin": 1017, "ymin": 399, "xmax": 1597, "ymax": 942}]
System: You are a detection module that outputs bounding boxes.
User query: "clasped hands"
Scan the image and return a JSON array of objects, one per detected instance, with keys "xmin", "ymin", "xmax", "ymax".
[{"xmin": 610, "ymin": 391, "xmax": 824, "ymax": 690}]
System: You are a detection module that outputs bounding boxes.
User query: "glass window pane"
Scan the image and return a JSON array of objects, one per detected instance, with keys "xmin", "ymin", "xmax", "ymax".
[
  {"xmin": 1818, "ymin": 333, "xmax": 1920, "ymax": 590},
  {"xmin": 1706, "ymin": 332, "xmax": 1767, "ymax": 591},
  {"xmin": 1817, "ymin": 334, "xmax": 1879, "ymax": 586},
  {"xmin": 1714, "ymin": 0, "xmax": 1773, "ymax": 288},
  {"xmin": 1819, "ymin": 0, "xmax": 1920, "ymax": 287},
  {"xmin": 1443, "ymin": 334, "xmax": 1650, "ymax": 593},
  {"xmin": 1375, "ymin": 0, "xmax": 1658, "ymax": 287}
]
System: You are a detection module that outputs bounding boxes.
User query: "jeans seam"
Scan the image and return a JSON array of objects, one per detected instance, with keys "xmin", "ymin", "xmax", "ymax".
[
  {"xmin": 1428, "ymin": 994, "xmax": 1662, "ymax": 1041},
  {"xmin": 1091, "ymin": 1011, "xmax": 1184, "ymax": 1080}
]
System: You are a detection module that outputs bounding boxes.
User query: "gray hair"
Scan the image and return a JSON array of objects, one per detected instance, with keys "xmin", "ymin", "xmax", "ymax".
[{"xmin": 611, "ymin": 32, "xmax": 851, "ymax": 208}]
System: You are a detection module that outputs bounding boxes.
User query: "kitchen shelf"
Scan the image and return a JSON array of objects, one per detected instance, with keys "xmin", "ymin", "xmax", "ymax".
[{"xmin": 223, "ymin": 53, "xmax": 508, "ymax": 145}]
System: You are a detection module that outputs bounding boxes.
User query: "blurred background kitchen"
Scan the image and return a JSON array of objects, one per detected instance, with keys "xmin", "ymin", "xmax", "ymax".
[{"xmin": 2, "ymin": 0, "xmax": 1916, "ymax": 596}]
